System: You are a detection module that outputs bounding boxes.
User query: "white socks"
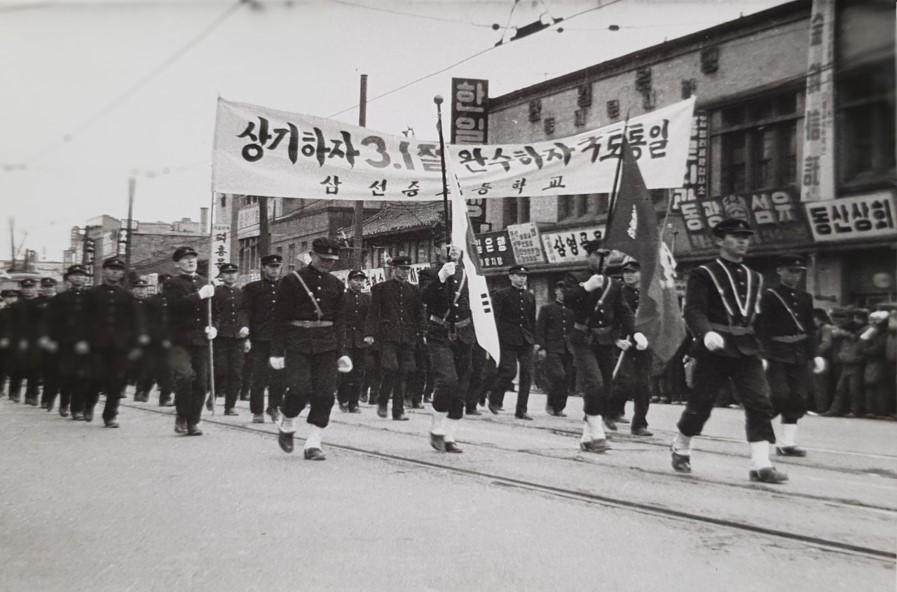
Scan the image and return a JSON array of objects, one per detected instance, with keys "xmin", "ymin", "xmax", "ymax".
[
  {"xmin": 430, "ymin": 408, "xmax": 447, "ymax": 436},
  {"xmin": 582, "ymin": 415, "xmax": 606, "ymax": 442},
  {"xmin": 780, "ymin": 424, "xmax": 797, "ymax": 448},
  {"xmin": 750, "ymin": 440, "xmax": 773, "ymax": 470},
  {"xmin": 305, "ymin": 425, "xmax": 323, "ymax": 450},
  {"xmin": 672, "ymin": 432, "xmax": 692, "ymax": 455},
  {"xmin": 444, "ymin": 418, "xmax": 461, "ymax": 443},
  {"xmin": 279, "ymin": 416, "xmax": 296, "ymax": 434}
]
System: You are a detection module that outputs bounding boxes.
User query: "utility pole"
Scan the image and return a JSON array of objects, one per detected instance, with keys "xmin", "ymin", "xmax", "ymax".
[
  {"xmin": 8, "ymin": 217, "xmax": 15, "ymax": 270},
  {"xmin": 353, "ymin": 73, "xmax": 368, "ymax": 269},
  {"xmin": 125, "ymin": 175, "xmax": 136, "ymax": 284}
]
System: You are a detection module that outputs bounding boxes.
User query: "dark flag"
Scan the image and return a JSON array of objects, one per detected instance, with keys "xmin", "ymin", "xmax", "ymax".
[{"xmin": 604, "ymin": 140, "xmax": 686, "ymax": 363}]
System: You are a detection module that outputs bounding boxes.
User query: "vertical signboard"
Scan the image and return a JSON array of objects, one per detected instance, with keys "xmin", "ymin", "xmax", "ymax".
[
  {"xmin": 451, "ymin": 77, "xmax": 491, "ymax": 233},
  {"xmin": 800, "ymin": 0, "xmax": 836, "ymax": 202},
  {"xmin": 211, "ymin": 223, "xmax": 232, "ymax": 271}
]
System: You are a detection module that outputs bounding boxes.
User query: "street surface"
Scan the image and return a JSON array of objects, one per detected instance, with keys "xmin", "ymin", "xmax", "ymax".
[{"xmin": 1, "ymin": 390, "xmax": 895, "ymax": 592}]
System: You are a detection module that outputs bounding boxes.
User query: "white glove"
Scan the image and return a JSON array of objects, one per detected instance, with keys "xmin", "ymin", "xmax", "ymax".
[
  {"xmin": 859, "ymin": 327, "xmax": 878, "ymax": 341},
  {"xmin": 761, "ymin": 358, "xmax": 769, "ymax": 371},
  {"xmin": 869, "ymin": 310, "xmax": 889, "ymax": 323},
  {"xmin": 580, "ymin": 274, "xmax": 604, "ymax": 293},
  {"xmin": 337, "ymin": 355, "xmax": 353, "ymax": 374},
  {"xmin": 633, "ymin": 332, "xmax": 648, "ymax": 351},
  {"xmin": 812, "ymin": 356, "xmax": 826, "ymax": 374},
  {"xmin": 438, "ymin": 262, "xmax": 456, "ymax": 283},
  {"xmin": 38, "ymin": 336, "xmax": 52, "ymax": 351},
  {"xmin": 138, "ymin": 334, "xmax": 150, "ymax": 346},
  {"xmin": 238, "ymin": 326, "xmax": 249, "ymax": 339},
  {"xmin": 198, "ymin": 284, "xmax": 215, "ymax": 300},
  {"xmin": 0, "ymin": 337, "xmax": 8, "ymax": 348},
  {"xmin": 363, "ymin": 336, "xmax": 375, "ymax": 345},
  {"xmin": 204, "ymin": 326, "xmax": 218, "ymax": 340},
  {"xmin": 703, "ymin": 331, "xmax": 725, "ymax": 352},
  {"xmin": 615, "ymin": 338, "xmax": 632, "ymax": 351},
  {"xmin": 269, "ymin": 356, "xmax": 285, "ymax": 370},
  {"xmin": 243, "ymin": 340, "xmax": 252, "ymax": 353},
  {"xmin": 74, "ymin": 340, "xmax": 90, "ymax": 355}
]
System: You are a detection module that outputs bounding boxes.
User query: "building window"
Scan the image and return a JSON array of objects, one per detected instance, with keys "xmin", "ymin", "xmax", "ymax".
[{"xmin": 837, "ymin": 64, "xmax": 895, "ymax": 184}]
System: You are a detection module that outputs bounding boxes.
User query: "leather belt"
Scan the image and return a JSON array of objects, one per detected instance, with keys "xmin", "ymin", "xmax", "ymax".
[
  {"xmin": 770, "ymin": 334, "xmax": 807, "ymax": 343},
  {"xmin": 429, "ymin": 314, "xmax": 472, "ymax": 329},
  {"xmin": 573, "ymin": 322, "xmax": 612, "ymax": 334},
  {"xmin": 709, "ymin": 323, "xmax": 754, "ymax": 336},
  {"xmin": 289, "ymin": 320, "xmax": 334, "ymax": 328}
]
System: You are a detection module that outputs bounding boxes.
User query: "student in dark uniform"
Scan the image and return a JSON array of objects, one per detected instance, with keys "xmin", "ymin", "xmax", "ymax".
[
  {"xmin": 130, "ymin": 278, "xmax": 153, "ymax": 402},
  {"xmin": 422, "ymin": 245, "xmax": 474, "ymax": 453},
  {"xmin": 241, "ymin": 254, "xmax": 285, "ymax": 423},
  {"xmin": 365, "ymin": 256, "xmax": 424, "ymax": 421},
  {"xmin": 10, "ymin": 278, "xmax": 44, "ymax": 405},
  {"xmin": 145, "ymin": 274, "xmax": 175, "ymax": 407},
  {"xmin": 271, "ymin": 238, "xmax": 350, "ymax": 461},
  {"xmin": 563, "ymin": 239, "xmax": 641, "ymax": 452},
  {"xmin": 672, "ymin": 218, "xmax": 786, "ymax": 483},
  {"xmin": 83, "ymin": 257, "xmax": 142, "ymax": 427},
  {"xmin": 46, "ymin": 265, "xmax": 91, "ymax": 419},
  {"xmin": 164, "ymin": 246, "xmax": 216, "ymax": 436},
  {"xmin": 212, "ymin": 263, "xmax": 248, "ymax": 416},
  {"xmin": 757, "ymin": 255, "xmax": 824, "ymax": 457},
  {"xmin": 0, "ymin": 289, "xmax": 19, "ymax": 398},
  {"xmin": 337, "ymin": 270, "xmax": 370, "ymax": 413},
  {"xmin": 487, "ymin": 265, "xmax": 536, "ymax": 420},
  {"xmin": 536, "ymin": 281, "xmax": 575, "ymax": 417},
  {"xmin": 37, "ymin": 278, "xmax": 61, "ymax": 411}
]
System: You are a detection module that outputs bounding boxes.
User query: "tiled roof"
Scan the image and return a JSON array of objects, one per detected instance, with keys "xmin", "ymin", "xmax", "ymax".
[{"xmin": 342, "ymin": 203, "xmax": 442, "ymax": 239}]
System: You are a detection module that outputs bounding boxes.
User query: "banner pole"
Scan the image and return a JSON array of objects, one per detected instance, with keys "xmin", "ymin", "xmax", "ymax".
[
  {"xmin": 605, "ymin": 109, "xmax": 632, "ymax": 232},
  {"xmin": 433, "ymin": 95, "xmax": 451, "ymax": 245},
  {"xmin": 205, "ymin": 189, "xmax": 217, "ymax": 416}
]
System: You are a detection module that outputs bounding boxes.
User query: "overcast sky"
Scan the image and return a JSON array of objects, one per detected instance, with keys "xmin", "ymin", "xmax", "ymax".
[{"xmin": 0, "ymin": 0, "xmax": 783, "ymax": 261}]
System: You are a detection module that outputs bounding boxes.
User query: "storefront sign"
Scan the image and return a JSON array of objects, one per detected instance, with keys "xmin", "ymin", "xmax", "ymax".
[
  {"xmin": 800, "ymin": 0, "xmax": 836, "ymax": 202},
  {"xmin": 472, "ymin": 230, "xmax": 515, "ymax": 269},
  {"xmin": 680, "ymin": 188, "xmax": 812, "ymax": 251},
  {"xmin": 805, "ymin": 192, "xmax": 897, "ymax": 242},
  {"xmin": 670, "ymin": 110, "xmax": 708, "ymax": 211},
  {"xmin": 211, "ymin": 223, "xmax": 231, "ymax": 270},
  {"xmin": 506, "ymin": 222, "xmax": 545, "ymax": 264},
  {"xmin": 541, "ymin": 225, "xmax": 606, "ymax": 265},
  {"xmin": 451, "ymin": 77, "xmax": 488, "ymax": 144}
]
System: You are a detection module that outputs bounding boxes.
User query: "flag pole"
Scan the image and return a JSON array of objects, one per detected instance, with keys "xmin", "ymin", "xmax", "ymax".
[
  {"xmin": 206, "ymin": 189, "xmax": 216, "ymax": 416},
  {"xmin": 433, "ymin": 95, "xmax": 451, "ymax": 245},
  {"xmin": 605, "ymin": 109, "xmax": 632, "ymax": 233}
]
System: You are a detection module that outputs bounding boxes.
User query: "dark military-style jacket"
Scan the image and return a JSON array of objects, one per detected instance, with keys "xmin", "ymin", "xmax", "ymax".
[
  {"xmin": 341, "ymin": 288, "xmax": 371, "ymax": 349},
  {"xmin": 421, "ymin": 266, "xmax": 475, "ymax": 345},
  {"xmin": 365, "ymin": 278, "xmax": 424, "ymax": 345},
  {"xmin": 536, "ymin": 301, "xmax": 575, "ymax": 355},
  {"xmin": 46, "ymin": 287, "xmax": 91, "ymax": 345},
  {"xmin": 164, "ymin": 273, "xmax": 209, "ymax": 347},
  {"xmin": 11, "ymin": 296, "xmax": 46, "ymax": 348},
  {"xmin": 563, "ymin": 272, "xmax": 634, "ymax": 346},
  {"xmin": 492, "ymin": 286, "xmax": 535, "ymax": 347},
  {"xmin": 241, "ymin": 278, "xmax": 280, "ymax": 342},
  {"xmin": 756, "ymin": 283, "xmax": 816, "ymax": 364},
  {"xmin": 684, "ymin": 258, "xmax": 763, "ymax": 358},
  {"xmin": 148, "ymin": 291, "xmax": 172, "ymax": 347},
  {"xmin": 85, "ymin": 283, "xmax": 136, "ymax": 350},
  {"xmin": 213, "ymin": 284, "xmax": 248, "ymax": 339},
  {"xmin": 271, "ymin": 265, "xmax": 345, "ymax": 356}
]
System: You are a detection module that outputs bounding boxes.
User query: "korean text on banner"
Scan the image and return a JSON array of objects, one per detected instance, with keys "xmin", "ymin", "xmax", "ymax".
[{"xmin": 212, "ymin": 97, "xmax": 695, "ymax": 201}]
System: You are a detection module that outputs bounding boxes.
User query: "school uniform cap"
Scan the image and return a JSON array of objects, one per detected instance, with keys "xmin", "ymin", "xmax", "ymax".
[
  {"xmin": 775, "ymin": 255, "xmax": 806, "ymax": 269},
  {"xmin": 507, "ymin": 265, "xmax": 528, "ymax": 275},
  {"xmin": 218, "ymin": 262, "xmax": 239, "ymax": 274},
  {"xmin": 103, "ymin": 257, "xmax": 126, "ymax": 269},
  {"xmin": 348, "ymin": 269, "xmax": 366, "ymax": 280},
  {"xmin": 711, "ymin": 218, "xmax": 754, "ymax": 237},
  {"xmin": 172, "ymin": 246, "xmax": 198, "ymax": 262},
  {"xmin": 18, "ymin": 278, "xmax": 37, "ymax": 288},
  {"xmin": 1, "ymin": 289, "xmax": 19, "ymax": 297},
  {"xmin": 312, "ymin": 237, "xmax": 341, "ymax": 259},
  {"xmin": 133, "ymin": 278, "xmax": 150, "ymax": 287},
  {"xmin": 389, "ymin": 255, "xmax": 412, "ymax": 267},
  {"xmin": 582, "ymin": 238, "xmax": 609, "ymax": 255},
  {"xmin": 65, "ymin": 264, "xmax": 89, "ymax": 278},
  {"xmin": 40, "ymin": 277, "xmax": 58, "ymax": 287},
  {"xmin": 621, "ymin": 258, "xmax": 640, "ymax": 271},
  {"xmin": 260, "ymin": 254, "xmax": 282, "ymax": 266}
]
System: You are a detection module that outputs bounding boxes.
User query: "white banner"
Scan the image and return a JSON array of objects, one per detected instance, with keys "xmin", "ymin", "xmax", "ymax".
[
  {"xmin": 800, "ymin": 0, "xmax": 836, "ymax": 202},
  {"xmin": 212, "ymin": 97, "xmax": 695, "ymax": 201}
]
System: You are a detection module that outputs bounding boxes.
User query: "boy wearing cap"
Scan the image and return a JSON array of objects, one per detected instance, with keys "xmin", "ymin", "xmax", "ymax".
[
  {"xmin": 337, "ymin": 270, "xmax": 370, "ymax": 413},
  {"xmin": 0, "ymin": 289, "xmax": 18, "ymax": 398},
  {"xmin": 536, "ymin": 281, "xmax": 576, "ymax": 417},
  {"xmin": 129, "ymin": 279, "xmax": 153, "ymax": 402},
  {"xmin": 46, "ymin": 265, "xmax": 92, "ymax": 419},
  {"xmin": 365, "ymin": 255, "xmax": 424, "ymax": 421},
  {"xmin": 9, "ymin": 278, "xmax": 43, "ymax": 405},
  {"xmin": 486, "ymin": 265, "xmax": 536, "ymax": 420},
  {"xmin": 673, "ymin": 218, "xmax": 786, "ymax": 483},
  {"xmin": 241, "ymin": 254, "xmax": 286, "ymax": 423},
  {"xmin": 165, "ymin": 246, "xmax": 217, "ymax": 435},
  {"xmin": 757, "ymin": 255, "xmax": 823, "ymax": 456},
  {"xmin": 212, "ymin": 263, "xmax": 248, "ymax": 416},
  {"xmin": 36, "ymin": 278, "xmax": 62, "ymax": 412},
  {"xmin": 146, "ymin": 274, "xmax": 175, "ymax": 407}
]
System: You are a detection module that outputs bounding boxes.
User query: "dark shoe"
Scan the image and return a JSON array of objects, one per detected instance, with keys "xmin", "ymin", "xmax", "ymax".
[
  {"xmin": 266, "ymin": 407, "xmax": 280, "ymax": 423},
  {"xmin": 488, "ymin": 403, "xmax": 500, "ymax": 415},
  {"xmin": 252, "ymin": 414, "xmax": 265, "ymax": 424},
  {"xmin": 58, "ymin": 406, "xmax": 69, "ymax": 418},
  {"xmin": 411, "ymin": 402, "xmax": 423, "ymax": 410},
  {"xmin": 205, "ymin": 397, "xmax": 213, "ymax": 412},
  {"xmin": 671, "ymin": 447, "xmax": 691, "ymax": 473},
  {"xmin": 71, "ymin": 412, "xmax": 84, "ymax": 421},
  {"xmin": 749, "ymin": 466, "xmax": 788, "ymax": 484},
  {"xmin": 631, "ymin": 427, "xmax": 654, "ymax": 437},
  {"xmin": 303, "ymin": 447, "xmax": 326, "ymax": 461},
  {"xmin": 26, "ymin": 397, "xmax": 38, "ymax": 406},
  {"xmin": 377, "ymin": 404, "xmax": 388, "ymax": 418},
  {"xmin": 174, "ymin": 417, "xmax": 188, "ymax": 434},
  {"xmin": 603, "ymin": 417, "xmax": 618, "ymax": 432},
  {"xmin": 392, "ymin": 414, "xmax": 410, "ymax": 421},
  {"xmin": 339, "ymin": 402, "xmax": 349, "ymax": 413},
  {"xmin": 187, "ymin": 424, "xmax": 203, "ymax": 436},
  {"xmin": 614, "ymin": 415, "xmax": 630, "ymax": 424},
  {"xmin": 83, "ymin": 409, "xmax": 94, "ymax": 423},
  {"xmin": 820, "ymin": 411, "xmax": 843, "ymax": 417},
  {"xmin": 104, "ymin": 419, "xmax": 119, "ymax": 428},
  {"xmin": 580, "ymin": 438, "xmax": 610, "ymax": 453},
  {"xmin": 359, "ymin": 393, "xmax": 369, "ymax": 404},
  {"xmin": 515, "ymin": 413, "xmax": 533, "ymax": 421},
  {"xmin": 466, "ymin": 408, "xmax": 482, "ymax": 416},
  {"xmin": 159, "ymin": 397, "xmax": 171, "ymax": 407},
  {"xmin": 348, "ymin": 406, "xmax": 362, "ymax": 414},
  {"xmin": 775, "ymin": 445, "xmax": 807, "ymax": 457},
  {"xmin": 445, "ymin": 441, "xmax": 463, "ymax": 454},
  {"xmin": 278, "ymin": 430, "xmax": 294, "ymax": 453},
  {"xmin": 224, "ymin": 408, "xmax": 239, "ymax": 416},
  {"xmin": 552, "ymin": 410, "xmax": 568, "ymax": 417},
  {"xmin": 430, "ymin": 432, "xmax": 445, "ymax": 452}
]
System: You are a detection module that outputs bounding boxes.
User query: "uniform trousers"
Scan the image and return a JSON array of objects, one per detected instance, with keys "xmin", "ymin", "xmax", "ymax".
[
  {"xmin": 677, "ymin": 353, "xmax": 775, "ymax": 443},
  {"xmin": 543, "ymin": 351, "xmax": 574, "ymax": 414},
  {"xmin": 429, "ymin": 336, "xmax": 472, "ymax": 420},
  {"xmin": 169, "ymin": 344, "xmax": 209, "ymax": 426},
  {"xmin": 13, "ymin": 344, "xmax": 41, "ymax": 402},
  {"xmin": 488, "ymin": 344, "xmax": 533, "ymax": 414},
  {"xmin": 139, "ymin": 345, "xmax": 173, "ymax": 404},
  {"xmin": 86, "ymin": 347, "xmax": 127, "ymax": 421},
  {"xmin": 608, "ymin": 349, "xmax": 652, "ymax": 429},
  {"xmin": 240, "ymin": 349, "xmax": 252, "ymax": 400},
  {"xmin": 59, "ymin": 347, "xmax": 90, "ymax": 415},
  {"xmin": 377, "ymin": 341, "xmax": 416, "ymax": 417},
  {"xmin": 337, "ymin": 346, "xmax": 366, "ymax": 409},
  {"xmin": 403, "ymin": 343, "xmax": 429, "ymax": 407},
  {"xmin": 40, "ymin": 350, "xmax": 62, "ymax": 410},
  {"xmin": 570, "ymin": 341, "xmax": 616, "ymax": 417},
  {"xmin": 766, "ymin": 360, "xmax": 809, "ymax": 423},
  {"xmin": 283, "ymin": 349, "xmax": 338, "ymax": 428},
  {"xmin": 213, "ymin": 337, "xmax": 244, "ymax": 411},
  {"xmin": 248, "ymin": 340, "xmax": 284, "ymax": 415}
]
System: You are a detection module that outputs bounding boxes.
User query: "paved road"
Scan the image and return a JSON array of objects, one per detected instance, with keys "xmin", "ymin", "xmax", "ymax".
[{"xmin": 1, "ymin": 391, "xmax": 894, "ymax": 592}]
